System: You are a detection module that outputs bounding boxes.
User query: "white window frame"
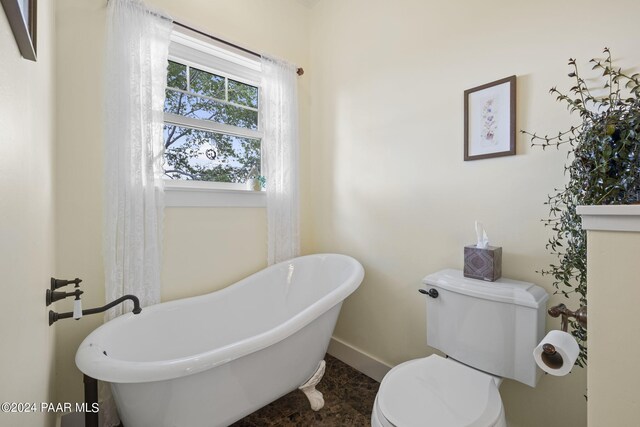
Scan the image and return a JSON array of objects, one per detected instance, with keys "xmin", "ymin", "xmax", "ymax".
[{"xmin": 164, "ymin": 29, "xmax": 265, "ymax": 207}]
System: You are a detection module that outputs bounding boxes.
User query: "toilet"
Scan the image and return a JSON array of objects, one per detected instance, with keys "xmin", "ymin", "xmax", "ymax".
[{"xmin": 372, "ymin": 269, "xmax": 549, "ymax": 427}]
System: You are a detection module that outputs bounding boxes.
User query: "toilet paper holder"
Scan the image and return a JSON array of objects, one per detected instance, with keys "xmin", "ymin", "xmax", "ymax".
[
  {"xmin": 538, "ymin": 304, "xmax": 586, "ymax": 371},
  {"xmin": 547, "ymin": 303, "xmax": 587, "ymax": 332}
]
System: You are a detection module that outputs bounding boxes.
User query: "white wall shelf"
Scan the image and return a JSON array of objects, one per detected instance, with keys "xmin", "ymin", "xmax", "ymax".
[{"xmin": 577, "ymin": 205, "xmax": 640, "ymax": 232}]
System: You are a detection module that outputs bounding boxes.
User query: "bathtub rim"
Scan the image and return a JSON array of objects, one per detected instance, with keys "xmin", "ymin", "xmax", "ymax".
[{"xmin": 75, "ymin": 253, "xmax": 364, "ymax": 383}]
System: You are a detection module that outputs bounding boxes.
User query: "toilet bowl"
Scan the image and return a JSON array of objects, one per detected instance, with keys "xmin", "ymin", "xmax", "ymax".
[
  {"xmin": 370, "ymin": 269, "xmax": 549, "ymax": 427},
  {"xmin": 372, "ymin": 355, "xmax": 506, "ymax": 427}
]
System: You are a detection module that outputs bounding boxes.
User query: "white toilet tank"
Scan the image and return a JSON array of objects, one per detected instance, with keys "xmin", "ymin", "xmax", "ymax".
[{"xmin": 423, "ymin": 269, "xmax": 549, "ymax": 387}]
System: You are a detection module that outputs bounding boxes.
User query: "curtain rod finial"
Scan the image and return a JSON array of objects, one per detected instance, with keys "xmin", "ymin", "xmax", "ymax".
[{"xmin": 297, "ymin": 68, "xmax": 304, "ymax": 76}]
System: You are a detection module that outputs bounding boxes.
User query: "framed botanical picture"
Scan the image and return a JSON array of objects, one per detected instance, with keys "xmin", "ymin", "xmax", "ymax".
[
  {"xmin": 464, "ymin": 75, "xmax": 516, "ymax": 160},
  {"xmin": 0, "ymin": 0, "xmax": 37, "ymax": 61}
]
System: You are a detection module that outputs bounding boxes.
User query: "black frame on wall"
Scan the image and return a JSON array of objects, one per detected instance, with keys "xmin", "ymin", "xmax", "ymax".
[
  {"xmin": 1, "ymin": 0, "xmax": 37, "ymax": 61},
  {"xmin": 463, "ymin": 75, "xmax": 516, "ymax": 161}
]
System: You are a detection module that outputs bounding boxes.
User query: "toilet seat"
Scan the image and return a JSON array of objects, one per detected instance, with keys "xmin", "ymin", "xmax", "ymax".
[{"xmin": 375, "ymin": 355, "xmax": 504, "ymax": 427}]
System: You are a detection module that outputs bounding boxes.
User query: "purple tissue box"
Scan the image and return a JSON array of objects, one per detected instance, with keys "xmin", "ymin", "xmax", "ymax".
[{"xmin": 464, "ymin": 245, "xmax": 502, "ymax": 282}]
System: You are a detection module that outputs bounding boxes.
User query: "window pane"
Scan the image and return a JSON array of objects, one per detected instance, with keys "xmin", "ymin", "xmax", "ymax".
[
  {"xmin": 165, "ymin": 90, "xmax": 258, "ymax": 130},
  {"xmin": 167, "ymin": 60, "xmax": 187, "ymax": 90},
  {"xmin": 163, "ymin": 125, "xmax": 261, "ymax": 183},
  {"xmin": 165, "ymin": 89, "xmax": 226, "ymax": 120},
  {"xmin": 190, "ymin": 67, "xmax": 225, "ymax": 100},
  {"xmin": 225, "ymin": 104, "xmax": 258, "ymax": 130},
  {"xmin": 165, "ymin": 89, "xmax": 193, "ymax": 116},
  {"xmin": 228, "ymin": 79, "xmax": 258, "ymax": 108}
]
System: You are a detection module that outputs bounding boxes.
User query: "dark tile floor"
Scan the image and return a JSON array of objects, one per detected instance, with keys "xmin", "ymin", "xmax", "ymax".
[{"xmin": 231, "ymin": 354, "xmax": 380, "ymax": 426}]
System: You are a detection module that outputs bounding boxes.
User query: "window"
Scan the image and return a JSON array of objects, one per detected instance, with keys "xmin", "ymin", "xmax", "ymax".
[{"xmin": 163, "ymin": 31, "xmax": 262, "ymax": 189}]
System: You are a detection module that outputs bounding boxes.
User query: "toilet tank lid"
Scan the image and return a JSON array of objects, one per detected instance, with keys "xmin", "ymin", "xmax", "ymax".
[{"xmin": 423, "ymin": 269, "xmax": 548, "ymax": 309}]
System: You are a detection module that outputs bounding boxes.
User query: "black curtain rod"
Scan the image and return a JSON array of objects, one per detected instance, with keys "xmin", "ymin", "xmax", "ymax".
[{"xmin": 174, "ymin": 21, "xmax": 304, "ymax": 76}]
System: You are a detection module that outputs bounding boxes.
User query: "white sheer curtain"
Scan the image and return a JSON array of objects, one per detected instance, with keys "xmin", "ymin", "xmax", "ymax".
[
  {"xmin": 261, "ymin": 56, "xmax": 300, "ymax": 265},
  {"xmin": 103, "ymin": 0, "xmax": 171, "ymax": 425}
]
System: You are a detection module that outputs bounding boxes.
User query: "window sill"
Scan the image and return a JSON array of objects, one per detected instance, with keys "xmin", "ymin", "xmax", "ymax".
[{"xmin": 164, "ymin": 181, "xmax": 266, "ymax": 208}]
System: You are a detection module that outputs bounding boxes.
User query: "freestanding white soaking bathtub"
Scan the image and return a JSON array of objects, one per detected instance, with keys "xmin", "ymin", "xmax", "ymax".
[{"xmin": 76, "ymin": 254, "xmax": 364, "ymax": 427}]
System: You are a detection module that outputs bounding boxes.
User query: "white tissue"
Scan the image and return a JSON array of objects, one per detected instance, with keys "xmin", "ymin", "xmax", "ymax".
[
  {"xmin": 475, "ymin": 221, "xmax": 490, "ymax": 248},
  {"xmin": 533, "ymin": 330, "xmax": 580, "ymax": 376},
  {"xmin": 73, "ymin": 299, "xmax": 83, "ymax": 320}
]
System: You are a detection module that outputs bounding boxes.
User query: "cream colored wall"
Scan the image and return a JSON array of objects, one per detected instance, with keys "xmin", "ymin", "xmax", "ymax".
[
  {"xmin": 0, "ymin": 1, "xmax": 56, "ymax": 426},
  {"xmin": 306, "ymin": 0, "xmax": 640, "ymax": 425},
  {"xmin": 587, "ymin": 230, "xmax": 640, "ymax": 426},
  {"xmin": 161, "ymin": 208, "xmax": 267, "ymax": 301},
  {"xmin": 55, "ymin": 0, "xmax": 108, "ymax": 407},
  {"xmin": 54, "ymin": 0, "xmax": 311, "ymax": 405}
]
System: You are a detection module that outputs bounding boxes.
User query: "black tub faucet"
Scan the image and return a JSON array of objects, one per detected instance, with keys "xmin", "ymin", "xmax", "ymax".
[
  {"xmin": 46, "ymin": 277, "xmax": 142, "ymax": 326},
  {"xmin": 49, "ymin": 294, "xmax": 142, "ymax": 326}
]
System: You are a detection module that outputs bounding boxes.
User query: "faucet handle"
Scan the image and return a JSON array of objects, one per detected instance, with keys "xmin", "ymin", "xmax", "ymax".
[
  {"xmin": 51, "ymin": 277, "xmax": 82, "ymax": 290},
  {"xmin": 46, "ymin": 288, "xmax": 84, "ymax": 306},
  {"xmin": 73, "ymin": 297, "xmax": 83, "ymax": 320}
]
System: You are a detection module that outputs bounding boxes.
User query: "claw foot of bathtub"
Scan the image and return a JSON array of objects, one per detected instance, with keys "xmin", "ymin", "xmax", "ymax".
[{"xmin": 298, "ymin": 359, "xmax": 326, "ymax": 411}]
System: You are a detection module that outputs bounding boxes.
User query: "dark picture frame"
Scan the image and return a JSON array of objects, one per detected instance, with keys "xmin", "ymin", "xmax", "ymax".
[
  {"xmin": 1, "ymin": 0, "xmax": 37, "ymax": 61},
  {"xmin": 464, "ymin": 75, "xmax": 516, "ymax": 160}
]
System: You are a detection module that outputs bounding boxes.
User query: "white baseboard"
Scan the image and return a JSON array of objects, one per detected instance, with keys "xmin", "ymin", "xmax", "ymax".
[{"xmin": 327, "ymin": 337, "xmax": 392, "ymax": 382}]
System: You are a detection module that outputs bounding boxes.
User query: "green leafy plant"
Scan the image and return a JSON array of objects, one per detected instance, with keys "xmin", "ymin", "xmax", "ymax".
[{"xmin": 522, "ymin": 48, "xmax": 640, "ymax": 367}]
